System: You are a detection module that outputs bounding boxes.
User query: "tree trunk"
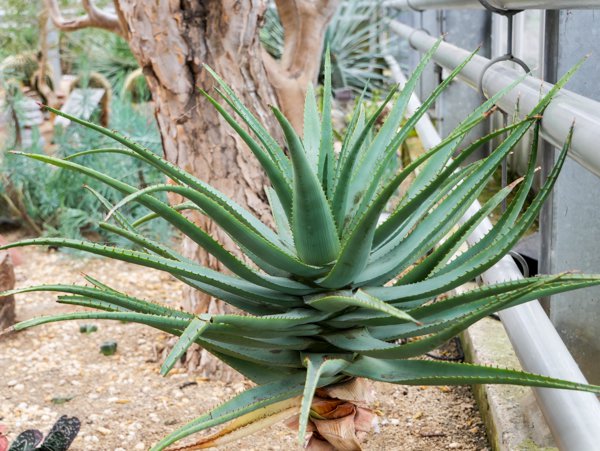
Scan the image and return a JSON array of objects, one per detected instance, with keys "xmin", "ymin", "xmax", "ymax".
[
  {"xmin": 115, "ymin": 0, "xmax": 279, "ymax": 380},
  {"xmin": 0, "ymin": 251, "xmax": 16, "ymax": 331},
  {"xmin": 264, "ymin": 0, "xmax": 340, "ymax": 131}
]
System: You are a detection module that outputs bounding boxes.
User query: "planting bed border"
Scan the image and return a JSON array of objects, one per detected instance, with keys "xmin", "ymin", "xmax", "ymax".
[{"xmin": 459, "ymin": 284, "xmax": 557, "ymax": 451}]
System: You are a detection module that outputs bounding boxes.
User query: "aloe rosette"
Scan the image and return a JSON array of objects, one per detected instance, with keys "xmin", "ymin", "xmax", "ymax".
[{"xmin": 2, "ymin": 45, "xmax": 600, "ymax": 450}]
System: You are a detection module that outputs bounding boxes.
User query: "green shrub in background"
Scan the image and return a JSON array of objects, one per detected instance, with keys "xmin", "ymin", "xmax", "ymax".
[
  {"xmin": 64, "ymin": 32, "xmax": 139, "ymax": 92},
  {"xmin": 0, "ymin": 97, "xmax": 170, "ymax": 246},
  {"xmin": 0, "ymin": 0, "xmax": 40, "ymax": 62}
]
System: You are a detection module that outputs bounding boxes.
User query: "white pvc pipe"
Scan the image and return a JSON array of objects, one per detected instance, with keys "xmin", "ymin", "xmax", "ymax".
[
  {"xmin": 389, "ymin": 20, "xmax": 600, "ymax": 178},
  {"xmin": 385, "ymin": 55, "xmax": 600, "ymax": 451},
  {"xmin": 385, "ymin": 0, "xmax": 600, "ymax": 10}
]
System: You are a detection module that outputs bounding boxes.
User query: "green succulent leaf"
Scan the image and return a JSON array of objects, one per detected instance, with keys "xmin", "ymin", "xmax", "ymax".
[
  {"xmin": 0, "ymin": 284, "xmax": 190, "ymax": 318},
  {"xmin": 331, "ymin": 84, "xmax": 399, "ymax": 228},
  {"xmin": 6, "ymin": 311, "xmax": 189, "ymax": 335},
  {"xmin": 326, "ymin": 275, "xmax": 600, "ymax": 334},
  {"xmin": 106, "ymin": 183, "xmax": 322, "ymax": 279},
  {"xmin": 150, "ymin": 373, "xmax": 340, "ymax": 451},
  {"xmin": 320, "ymin": 49, "xmax": 335, "ymax": 195},
  {"xmin": 307, "ymin": 290, "xmax": 418, "ymax": 324},
  {"xmin": 319, "ymin": 125, "xmax": 467, "ymax": 288},
  {"xmin": 406, "ymin": 71, "xmax": 530, "ymax": 198},
  {"xmin": 303, "ymin": 83, "xmax": 322, "ymax": 175},
  {"xmin": 344, "ymin": 358, "xmax": 600, "ymax": 394},
  {"xmin": 161, "ymin": 317, "xmax": 208, "ymax": 376},
  {"xmin": 298, "ymin": 355, "xmax": 351, "ymax": 444},
  {"xmin": 0, "ymin": 238, "xmax": 306, "ymax": 304},
  {"xmin": 346, "ymin": 45, "xmax": 477, "ymax": 231},
  {"xmin": 266, "ymin": 187, "xmax": 294, "ymax": 250},
  {"xmin": 203, "ymin": 64, "xmax": 293, "ymax": 181},
  {"xmin": 201, "ymin": 89, "xmax": 293, "ymax": 215},
  {"xmin": 272, "ymin": 106, "xmax": 341, "ymax": 265}
]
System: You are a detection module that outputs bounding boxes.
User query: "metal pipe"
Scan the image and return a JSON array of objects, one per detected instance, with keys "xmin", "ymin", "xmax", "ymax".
[
  {"xmin": 385, "ymin": 0, "xmax": 600, "ymax": 10},
  {"xmin": 389, "ymin": 20, "xmax": 600, "ymax": 177},
  {"xmin": 386, "ymin": 55, "xmax": 600, "ymax": 451}
]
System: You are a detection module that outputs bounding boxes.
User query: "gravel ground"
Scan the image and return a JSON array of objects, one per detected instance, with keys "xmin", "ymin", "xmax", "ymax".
[{"xmin": 0, "ymin": 241, "xmax": 489, "ymax": 451}]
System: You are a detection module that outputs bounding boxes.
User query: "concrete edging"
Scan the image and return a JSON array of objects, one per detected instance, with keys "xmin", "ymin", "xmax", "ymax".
[{"xmin": 458, "ymin": 283, "xmax": 557, "ymax": 451}]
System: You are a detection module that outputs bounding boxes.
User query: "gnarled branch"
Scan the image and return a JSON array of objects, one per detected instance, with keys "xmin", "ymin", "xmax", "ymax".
[
  {"xmin": 43, "ymin": 0, "xmax": 125, "ymax": 37},
  {"xmin": 264, "ymin": 0, "xmax": 340, "ymax": 132}
]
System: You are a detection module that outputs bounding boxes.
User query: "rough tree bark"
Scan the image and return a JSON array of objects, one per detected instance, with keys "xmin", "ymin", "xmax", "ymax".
[
  {"xmin": 117, "ymin": 0, "xmax": 282, "ymax": 380},
  {"xmin": 43, "ymin": 0, "xmax": 338, "ymax": 380}
]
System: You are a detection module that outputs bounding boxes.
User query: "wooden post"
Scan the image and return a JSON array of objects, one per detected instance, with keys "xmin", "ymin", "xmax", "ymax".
[{"xmin": 0, "ymin": 251, "xmax": 16, "ymax": 330}]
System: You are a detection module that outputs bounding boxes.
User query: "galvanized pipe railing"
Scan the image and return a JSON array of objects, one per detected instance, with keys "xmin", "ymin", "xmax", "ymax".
[
  {"xmin": 385, "ymin": 0, "xmax": 600, "ymax": 10},
  {"xmin": 389, "ymin": 20, "xmax": 600, "ymax": 178},
  {"xmin": 385, "ymin": 54, "xmax": 600, "ymax": 451}
]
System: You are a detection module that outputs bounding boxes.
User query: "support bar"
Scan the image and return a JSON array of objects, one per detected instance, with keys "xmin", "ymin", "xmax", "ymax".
[
  {"xmin": 385, "ymin": 0, "xmax": 600, "ymax": 10},
  {"xmin": 389, "ymin": 20, "xmax": 600, "ymax": 178},
  {"xmin": 385, "ymin": 55, "xmax": 600, "ymax": 451}
]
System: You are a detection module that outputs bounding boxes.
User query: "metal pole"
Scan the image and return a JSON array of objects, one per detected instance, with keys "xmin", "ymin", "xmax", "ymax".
[
  {"xmin": 386, "ymin": 55, "xmax": 600, "ymax": 451},
  {"xmin": 389, "ymin": 20, "xmax": 600, "ymax": 178},
  {"xmin": 385, "ymin": 0, "xmax": 600, "ymax": 10}
]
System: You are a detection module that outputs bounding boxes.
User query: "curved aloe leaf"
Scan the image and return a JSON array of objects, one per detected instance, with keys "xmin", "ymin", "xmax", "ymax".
[
  {"xmin": 150, "ymin": 374, "xmax": 341, "ymax": 451},
  {"xmin": 201, "ymin": 89, "xmax": 293, "ymax": 215},
  {"xmin": 38, "ymin": 105, "xmax": 285, "ymax": 248},
  {"xmin": 371, "ymin": 117, "xmax": 536, "ymax": 254},
  {"xmin": 370, "ymin": 124, "xmax": 572, "ymax": 303},
  {"xmin": 319, "ymin": 129, "xmax": 465, "ymax": 288},
  {"xmin": 0, "ymin": 238, "xmax": 307, "ymax": 303},
  {"xmin": 303, "ymin": 83, "xmax": 321, "ymax": 174},
  {"xmin": 131, "ymin": 201, "xmax": 203, "ymax": 228},
  {"xmin": 430, "ymin": 122, "xmax": 540, "ymax": 278},
  {"xmin": 272, "ymin": 106, "xmax": 341, "ymax": 265},
  {"xmin": 11, "ymin": 152, "xmax": 295, "ymax": 289},
  {"xmin": 344, "ymin": 358, "xmax": 600, "ymax": 394},
  {"xmin": 306, "ymin": 291, "xmax": 418, "ymax": 324},
  {"xmin": 345, "ymin": 46, "xmax": 477, "ymax": 231},
  {"xmin": 331, "ymin": 84, "xmax": 399, "ymax": 228},
  {"xmin": 4, "ymin": 311, "xmax": 188, "ymax": 337},
  {"xmin": 203, "ymin": 64, "xmax": 293, "ymax": 181},
  {"xmin": 406, "ymin": 71, "xmax": 530, "ymax": 199},
  {"xmin": 161, "ymin": 317, "xmax": 208, "ymax": 376},
  {"xmin": 106, "ymin": 183, "xmax": 322, "ymax": 278},
  {"xmin": 398, "ymin": 175, "xmax": 523, "ymax": 285},
  {"xmin": 182, "ymin": 398, "xmax": 301, "ymax": 450},
  {"xmin": 320, "ymin": 50, "xmax": 335, "ymax": 195},
  {"xmin": 298, "ymin": 355, "xmax": 351, "ymax": 445}
]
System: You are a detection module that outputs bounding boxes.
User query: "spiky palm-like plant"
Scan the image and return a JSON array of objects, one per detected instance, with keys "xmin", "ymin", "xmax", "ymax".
[
  {"xmin": 2, "ymin": 45, "xmax": 600, "ymax": 450},
  {"xmin": 260, "ymin": 0, "xmax": 388, "ymax": 95}
]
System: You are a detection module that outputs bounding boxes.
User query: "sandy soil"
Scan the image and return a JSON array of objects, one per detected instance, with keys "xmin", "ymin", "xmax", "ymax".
[{"xmin": 0, "ymin": 242, "xmax": 489, "ymax": 451}]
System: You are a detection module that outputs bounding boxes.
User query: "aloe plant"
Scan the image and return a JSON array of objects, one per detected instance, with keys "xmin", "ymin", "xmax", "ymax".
[{"xmin": 2, "ymin": 45, "xmax": 600, "ymax": 451}]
